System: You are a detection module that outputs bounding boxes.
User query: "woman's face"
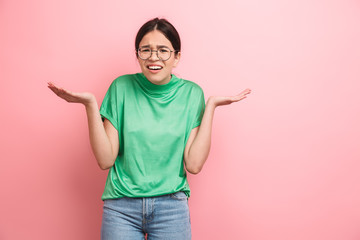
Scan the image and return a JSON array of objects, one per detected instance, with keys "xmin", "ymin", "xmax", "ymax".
[{"xmin": 137, "ymin": 30, "xmax": 180, "ymax": 85}]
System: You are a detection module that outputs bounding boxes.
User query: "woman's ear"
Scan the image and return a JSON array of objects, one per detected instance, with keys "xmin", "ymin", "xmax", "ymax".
[{"xmin": 173, "ymin": 52, "xmax": 181, "ymax": 68}]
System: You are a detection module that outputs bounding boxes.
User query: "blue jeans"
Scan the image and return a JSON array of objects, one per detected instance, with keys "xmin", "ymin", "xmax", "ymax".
[{"xmin": 101, "ymin": 191, "xmax": 191, "ymax": 240}]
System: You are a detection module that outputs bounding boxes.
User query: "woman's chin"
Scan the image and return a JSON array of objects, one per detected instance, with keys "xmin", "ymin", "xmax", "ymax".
[{"xmin": 144, "ymin": 73, "xmax": 171, "ymax": 85}]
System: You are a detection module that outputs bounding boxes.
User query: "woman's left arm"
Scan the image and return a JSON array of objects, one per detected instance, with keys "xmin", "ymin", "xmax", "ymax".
[{"xmin": 183, "ymin": 88, "xmax": 251, "ymax": 174}]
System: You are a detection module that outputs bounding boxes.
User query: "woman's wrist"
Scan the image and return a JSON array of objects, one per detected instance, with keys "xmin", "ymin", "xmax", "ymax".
[
  {"xmin": 206, "ymin": 96, "xmax": 218, "ymax": 109},
  {"xmin": 83, "ymin": 94, "xmax": 97, "ymax": 109}
]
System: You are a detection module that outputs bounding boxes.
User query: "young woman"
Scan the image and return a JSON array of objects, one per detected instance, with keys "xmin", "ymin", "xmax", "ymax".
[{"xmin": 48, "ymin": 17, "xmax": 251, "ymax": 240}]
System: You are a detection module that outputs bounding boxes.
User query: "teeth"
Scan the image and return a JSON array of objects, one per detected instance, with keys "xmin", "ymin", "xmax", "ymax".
[{"xmin": 148, "ymin": 66, "xmax": 162, "ymax": 70}]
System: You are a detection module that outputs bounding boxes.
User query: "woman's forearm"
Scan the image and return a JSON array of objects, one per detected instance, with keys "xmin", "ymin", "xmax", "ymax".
[
  {"xmin": 48, "ymin": 83, "xmax": 120, "ymax": 170},
  {"xmin": 184, "ymin": 89, "xmax": 251, "ymax": 174},
  {"xmin": 185, "ymin": 100, "xmax": 216, "ymax": 174},
  {"xmin": 85, "ymin": 99, "xmax": 117, "ymax": 170}
]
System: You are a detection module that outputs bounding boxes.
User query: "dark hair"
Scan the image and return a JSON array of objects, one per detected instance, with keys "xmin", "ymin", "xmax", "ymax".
[{"xmin": 135, "ymin": 18, "xmax": 181, "ymax": 56}]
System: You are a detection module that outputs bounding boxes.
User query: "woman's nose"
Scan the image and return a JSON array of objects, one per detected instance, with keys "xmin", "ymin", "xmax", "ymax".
[{"xmin": 149, "ymin": 50, "xmax": 160, "ymax": 61}]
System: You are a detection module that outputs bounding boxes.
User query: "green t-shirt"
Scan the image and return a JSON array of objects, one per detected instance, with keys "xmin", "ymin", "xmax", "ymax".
[{"xmin": 99, "ymin": 73, "xmax": 205, "ymax": 200}]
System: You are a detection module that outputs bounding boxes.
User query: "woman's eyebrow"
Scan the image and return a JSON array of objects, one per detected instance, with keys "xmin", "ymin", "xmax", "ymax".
[
  {"xmin": 156, "ymin": 45, "xmax": 169, "ymax": 48},
  {"xmin": 139, "ymin": 44, "xmax": 170, "ymax": 48}
]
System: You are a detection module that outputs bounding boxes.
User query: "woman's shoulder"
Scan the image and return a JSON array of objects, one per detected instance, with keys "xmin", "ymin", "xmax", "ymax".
[
  {"xmin": 112, "ymin": 73, "xmax": 137, "ymax": 83},
  {"xmin": 108, "ymin": 73, "xmax": 138, "ymax": 88},
  {"xmin": 180, "ymin": 78, "xmax": 204, "ymax": 94}
]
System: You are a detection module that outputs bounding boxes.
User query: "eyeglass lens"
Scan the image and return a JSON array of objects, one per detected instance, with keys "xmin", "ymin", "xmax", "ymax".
[{"xmin": 138, "ymin": 47, "xmax": 172, "ymax": 61}]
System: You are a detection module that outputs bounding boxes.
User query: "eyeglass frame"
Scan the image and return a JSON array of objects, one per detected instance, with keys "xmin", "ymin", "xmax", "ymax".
[{"xmin": 137, "ymin": 46, "xmax": 177, "ymax": 61}]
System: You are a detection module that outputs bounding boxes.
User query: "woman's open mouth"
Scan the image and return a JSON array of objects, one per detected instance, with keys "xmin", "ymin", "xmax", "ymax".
[{"xmin": 147, "ymin": 65, "xmax": 163, "ymax": 73}]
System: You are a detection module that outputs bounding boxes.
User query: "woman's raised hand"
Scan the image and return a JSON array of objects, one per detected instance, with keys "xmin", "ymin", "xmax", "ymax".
[
  {"xmin": 48, "ymin": 82, "xmax": 96, "ymax": 106},
  {"xmin": 207, "ymin": 88, "xmax": 251, "ymax": 107}
]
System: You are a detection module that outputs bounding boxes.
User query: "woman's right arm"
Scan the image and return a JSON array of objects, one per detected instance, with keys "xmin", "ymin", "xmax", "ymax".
[
  {"xmin": 85, "ymin": 100, "xmax": 119, "ymax": 170},
  {"xmin": 48, "ymin": 82, "xmax": 119, "ymax": 170}
]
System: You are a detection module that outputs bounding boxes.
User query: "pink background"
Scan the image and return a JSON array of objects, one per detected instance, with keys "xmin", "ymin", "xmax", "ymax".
[{"xmin": 1, "ymin": 0, "xmax": 360, "ymax": 239}]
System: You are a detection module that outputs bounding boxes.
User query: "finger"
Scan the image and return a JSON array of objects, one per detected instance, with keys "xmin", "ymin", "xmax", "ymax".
[
  {"xmin": 235, "ymin": 90, "xmax": 251, "ymax": 98},
  {"xmin": 48, "ymin": 84, "xmax": 64, "ymax": 95},
  {"xmin": 230, "ymin": 95, "xmax": 246, "ymax": 102},
  {"xmin": 48, "ymin": 82, "xmax": 60, "ymax": 89},
  {"xmin": 233, "ymin": 94, "xmax": 247, "ymax": 100},
  {"xmin": 57, "ymin": 87, "xmax": 71, "ymax": 95},
  {"xmin": 238, "ymin": 96, "xmax": 247, "ymax": 101},
  {"xmin": 49, "ymin": 88, "xmax": 64, "ymax": 98},
  {"xmin": 48, "ymin": 85, "xmax": 64, "ymax": 95},
  {"xmin": 243, "ymin": 89, "xmax": 251, "ymax": 95},
  {"xmin": 61, "ymin": 88, "xmax": 76, "ymax": 97},
  {"xmin": 48, "ymin": 85, "xmax": 72, "ymax": 99},
  {"xmin": 48, "ymin": 85, "xmax": 60, "ymax": 94},
  {"xmin": 239, "ymin": 88, "xmax": 251, "ymax": 95},
  {"xmin": 47, "ymin": 82, "xmax": 69, "ymax": 94}
]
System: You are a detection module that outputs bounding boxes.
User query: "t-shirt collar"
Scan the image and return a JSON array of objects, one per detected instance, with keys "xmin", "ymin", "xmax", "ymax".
[{"xmin": 135, "ymin": 73, "xmax": 181, "ymax": 95}]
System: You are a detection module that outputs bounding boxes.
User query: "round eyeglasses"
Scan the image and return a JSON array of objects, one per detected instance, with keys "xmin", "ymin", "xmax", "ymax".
[{"xmin": 137, "ymin": 46, "xmax": 175, "ymax": 61}]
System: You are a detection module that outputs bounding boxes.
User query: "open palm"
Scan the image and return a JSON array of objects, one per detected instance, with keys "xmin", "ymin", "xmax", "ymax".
[
  {"xmin": 209, "ymin": 88, "xmax": 251, "ymax": 107},
  {"xmin": 48, "ymin": 82, "xmax": 95, "ymax": 105}
]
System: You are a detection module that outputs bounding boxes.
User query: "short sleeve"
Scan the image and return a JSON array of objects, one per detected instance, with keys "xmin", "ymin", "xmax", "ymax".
[
  {"xmin": 99, "ymin": 79, "xmax": 122, "ymax": 131},
  {"xmin": 192, "ymin": 88, "xmax": 205, "ymax": 129}
]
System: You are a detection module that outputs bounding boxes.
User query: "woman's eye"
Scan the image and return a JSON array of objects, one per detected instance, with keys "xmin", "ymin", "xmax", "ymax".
[
  {"xmin": 159, "ymin": 48, "xmax": 169, "ymax": 53},
  {"xmin": 141, "ymin": 48, "xmax": 151, "ymax": 52}
]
